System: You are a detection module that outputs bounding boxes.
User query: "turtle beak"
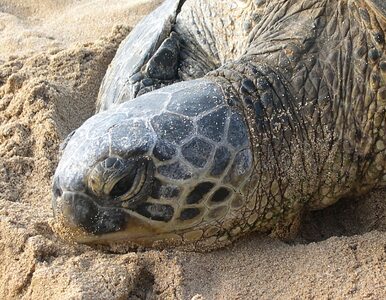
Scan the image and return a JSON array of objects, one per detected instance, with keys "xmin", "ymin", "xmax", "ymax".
[
  {"xmin": 51, "ymin": 186, "xmax": 177, "ymax": 246},
  {"xmin": 52, "ymin": 191, "xmax": 129, "ymax": 235},
  {"xmin": 72, "ymin": 211, "xmax": 182, "ymax": 246}
]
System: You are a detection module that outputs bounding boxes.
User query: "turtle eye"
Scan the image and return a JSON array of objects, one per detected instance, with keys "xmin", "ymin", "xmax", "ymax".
[
  {"xmin": 110, "ymin": 171, "xmax": 136, "ymax": 197},
  {"xmin": 109, "ymin": 160, "xmax": 147, "ymax": 200}
]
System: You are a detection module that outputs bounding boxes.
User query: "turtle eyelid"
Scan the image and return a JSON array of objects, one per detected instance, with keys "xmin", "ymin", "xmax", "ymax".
[
  {"xmin": 110, "ymin": 170, "xmax": 137, "ymax": 197},
  {"xmin": 109, "ymin": 160, "xmax": 147, "ymax": 200}
]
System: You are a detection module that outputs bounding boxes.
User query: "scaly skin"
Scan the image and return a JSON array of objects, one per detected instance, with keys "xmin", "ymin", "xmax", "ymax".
[
  {"xmin": 210, "ymin": 0, "xmax": 386, "ymax": 234},
  {"xmin": 178, "ymin": 0, "xmax": 386, "ymax": 241},
  {"xmin": 52, "ymin": 0, "xmax": 386, "ymax": 249}
]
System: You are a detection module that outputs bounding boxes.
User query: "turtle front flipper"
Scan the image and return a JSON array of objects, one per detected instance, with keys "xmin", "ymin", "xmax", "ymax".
[
  {"xmin": 97, "ymin": 0, "xmax": 184, "ymax": 111},
  {"xmin": 136, "ymin": 32, "xmax": 180, "ymax": 96}
]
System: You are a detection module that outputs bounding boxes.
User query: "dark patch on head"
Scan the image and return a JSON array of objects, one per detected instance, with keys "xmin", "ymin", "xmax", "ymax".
[
  {"xmin": 186, "ymin": 182, "xmax": 215, "ymax": 204},
  {"xmin": 151, "ymin": 113, "xmax": 193, "ymax": 144},
  {"xmin": 70, "ymin": 196, "xmax": 99, "ymax": 231},
  {"xmin": 130, "ymin": 145, "xmax": 150, "ymax": 157},
  {"xmin": 135, "ymin": 203, "xmax": 174, "ymax": 222},
  {"xmin": 153, "ymin": 140, "xmax": 176, "ymax": 161},
  {"xmin": 64, "ymin": 194, "xmax": 127, "ymax": 234},
  {"xmin": 179, "ymin": 208, "xmax": 201, "ymax": 220},
  {"xmin": 151, "ymin": 178, "xmax": 163, "ymax": 199},
  {"xmin": 181, "ymin": 138, "xmax": 213, "ymax": 168},
  {"xmin": 166, "ymin": 84, "xmax": 223, "ymax": 117},
  {"xmin": 162, "ymin": 186, "xmax": 180, "ymax": 198},
  {"xmin": 158, "ymin": 162, "xmax": 192, "ymax": 180},
  {"xmin": 197, "ymin": 107, "xmax": 228, "ymax": 142},
  {"xmin": 91, "ymin": 209, "xmax": 128, "ymax": 234},
  {"xmin": 151, "ymin": 178, "xmax": 180, "ymax": 199},
  {"xmin": 210, "ymin": 187, "xmax": 231, "ymax": 203},
  {"xmin": 227, "ymin": 112, "xmax": 248, "ymax": 148},
  {"xmin": 210, "ymin": 146, "xmax": 231, "ymax": 177}
]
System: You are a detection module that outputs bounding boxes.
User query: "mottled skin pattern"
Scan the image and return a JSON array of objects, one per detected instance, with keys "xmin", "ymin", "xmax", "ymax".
[{"xmin": 52, "ymin": 0, "xmax": 386, "ymax": 250}]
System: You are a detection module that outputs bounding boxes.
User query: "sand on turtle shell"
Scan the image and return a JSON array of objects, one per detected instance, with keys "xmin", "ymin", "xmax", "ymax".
[{"xmin": 0, "ymin": 0, "xmax": 385, "ymax": 299}]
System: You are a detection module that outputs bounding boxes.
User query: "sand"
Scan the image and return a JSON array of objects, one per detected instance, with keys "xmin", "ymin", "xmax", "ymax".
[{"xmin": 0, "ymin": 0, "xmax": 385, "ymax": 299}]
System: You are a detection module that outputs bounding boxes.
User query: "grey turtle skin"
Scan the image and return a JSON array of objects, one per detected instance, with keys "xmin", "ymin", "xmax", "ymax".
[{"xmin": 52, "ymin": 0, "xmax": 386, "ymax": 249}]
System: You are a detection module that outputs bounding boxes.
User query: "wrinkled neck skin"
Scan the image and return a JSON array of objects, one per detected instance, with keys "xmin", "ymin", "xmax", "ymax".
[{"xmin": 204, "ymin": 0, "xmax": 386, "ymax": 235}]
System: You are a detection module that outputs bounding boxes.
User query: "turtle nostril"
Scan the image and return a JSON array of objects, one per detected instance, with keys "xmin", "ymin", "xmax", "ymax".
[
  {"xmin": 52, "ymin": 177, "xmax": 63, "ymax": 198},
  {"xmin": 53, "ymin": 186, "xmax": 63, "ymax": 198}
]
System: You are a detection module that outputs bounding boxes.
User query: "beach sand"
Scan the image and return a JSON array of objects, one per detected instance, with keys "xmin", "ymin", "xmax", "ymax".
[{"xmin": 0, "ymin": 0, "xmax": 385, "ymax": 298}]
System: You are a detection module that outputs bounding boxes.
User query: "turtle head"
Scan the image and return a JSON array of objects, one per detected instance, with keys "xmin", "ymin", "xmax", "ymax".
[{"xmin": 52, "ymin": 79, "xmax": 253, "ymax": 248}]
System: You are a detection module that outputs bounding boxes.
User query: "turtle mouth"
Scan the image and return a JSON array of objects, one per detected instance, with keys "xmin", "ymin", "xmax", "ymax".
[
  {"xmin": 53, "ymin": 191, "xmax": 130, "ymax": 235},
  {"xmin": 52, "ymin": 191, "xmax": 178, "ymax": 245}
]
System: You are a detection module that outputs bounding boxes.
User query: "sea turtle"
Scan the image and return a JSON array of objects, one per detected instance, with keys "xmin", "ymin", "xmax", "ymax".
[{"xmin": 52, "ymin": 0, "xmax": 386, "ymax": 249}]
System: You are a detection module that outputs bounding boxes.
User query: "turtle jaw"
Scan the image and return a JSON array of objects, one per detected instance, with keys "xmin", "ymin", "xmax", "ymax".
[
  {"xmin": 67, "ymin": 212, "xmax": 182, "ymax": 247},
  {"xmin": 52, "ymin": 190, "xmax": 178, "ymax": 246},
  {"xmin": 52, "ymin": 191, "xmax": 130, "ymax": 236}
]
